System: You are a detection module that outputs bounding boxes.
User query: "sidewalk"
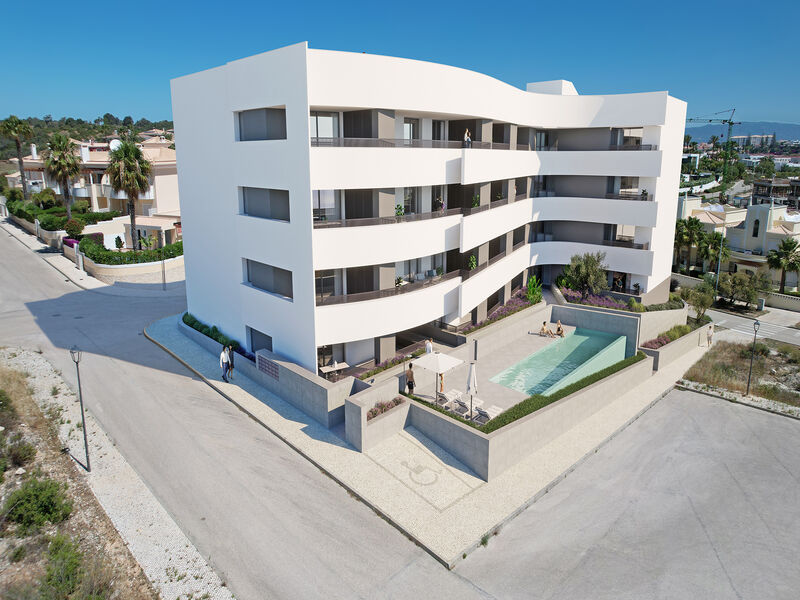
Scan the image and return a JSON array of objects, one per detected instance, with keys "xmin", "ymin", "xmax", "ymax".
[
  {"xmin": 146, "ymin": 313, "xmax": 709, "ymax": 568},
  {"xmin": 1, "ymin": 217, "xmax": 185, "ymax": 299}
]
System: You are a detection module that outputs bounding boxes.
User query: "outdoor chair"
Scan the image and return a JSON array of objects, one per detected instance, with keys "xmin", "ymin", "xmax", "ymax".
[{"xmin": 472, "ymin": 408, "xmax": 490, "ymax": 425}]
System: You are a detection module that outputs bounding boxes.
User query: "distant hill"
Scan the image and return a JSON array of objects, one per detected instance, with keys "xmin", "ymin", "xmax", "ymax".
[{"xmin": 685, "ymin": 121, "xmax": 800, "ymax": 143}]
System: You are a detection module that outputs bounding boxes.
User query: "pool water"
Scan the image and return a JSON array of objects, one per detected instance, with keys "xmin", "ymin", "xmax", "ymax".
[{"xmin": 490, "ymin": 328, "xmax": 627, "ymax": 396}]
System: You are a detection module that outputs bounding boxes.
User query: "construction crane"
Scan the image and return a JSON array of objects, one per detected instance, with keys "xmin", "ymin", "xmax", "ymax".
[{"xmin": 686, "ymin": 109, "xmax": 741, "ymax": 181}]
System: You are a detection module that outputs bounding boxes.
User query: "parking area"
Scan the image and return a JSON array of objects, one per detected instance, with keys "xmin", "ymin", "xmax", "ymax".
[{"xmin": 460, "ymin": 389, "xmax": 800, "ymax": 600}]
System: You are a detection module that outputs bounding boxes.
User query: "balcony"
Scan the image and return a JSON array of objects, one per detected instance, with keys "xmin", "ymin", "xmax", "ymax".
[
  {"xmin": 601, "ymin": 236, "xmax": 649, "ymax": 250},
  {"xmin": 534, "ymin": 189, "xmax": 653, "ymax": 202},
  {"xmin": 313, "ymin": 207, "xmax": 461, "ymax": 228},
  {"xmin": 310, "ymin": 137, "xmax": 510, "ymax": 150},
  {"xmin": 316, "ymin": 269, "xmax": 460, "ymax": 306},
  {"xmin": 536, "ymin": 143, "xmax": 657, "ymax": 152}
]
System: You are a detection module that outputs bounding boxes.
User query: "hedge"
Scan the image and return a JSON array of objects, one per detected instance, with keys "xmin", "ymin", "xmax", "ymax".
[
  {"xmin": 402, "ymin": 351, "xmax": 648, "ymax": 434},
  {"xmin": 641, "ymin": 315, "xmax": 711, "ymax": 349},
  {"xmin": 78, "ymin": 236, "xmax": 182, "ymax": 264},
  {"xmin": 182, "ymin": 312, "xmax": 255, "ymax": 361},
  {"xmin": 480, "ymin": 351, "xmax": 647, "ymax": 433},
  {"xmin": 6, "ymin": 200, "xmax": 120, "ymax": 230}
]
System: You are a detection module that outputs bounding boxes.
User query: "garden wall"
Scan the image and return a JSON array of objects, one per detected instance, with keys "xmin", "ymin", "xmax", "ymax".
[
  {"xmin": 404, "ymin": 354, "xmax": 654, "ymax": 481},
  {"xmin": 37, "ymin": 225, "xmax": 67, "ymax": 250},
  {"xmin": 82, "ymin": 254, "xmax": 185, "ymax": 284},
  {"xmin": 640, "ymin": 327, "xmax": 705, "ymax": 371},
  {"xmin": 550, "ymin": 304, "xmax": 640, "ymax": 356},
  {"xmin": 346, "ymin": 377, "xmax": 410, "ymax": 451},
  {"xmin": 763, "ymin": 291, "xmax": 800, "ymax": 312},
  {"xmin": 9, "ymin": 213, "xmax": 36, "ymax": 235},
  {"xmin": 178, "ymin": 317, "xmax": 362, "ymax": 428}
]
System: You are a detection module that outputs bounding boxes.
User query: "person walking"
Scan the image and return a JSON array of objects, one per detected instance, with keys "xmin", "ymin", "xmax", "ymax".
[
  {"xmin": 706, "ymin": 324, "xmax": 714, "ymax": 347},
  {"xmin": 425, "ymin": 338, "xmax": 433, "ymax": 354},
  {"xmin": 220, "ymin": 346, "xmax": 230, "ymax": 383},
  {"xmin": 405, "ymin": 362, "xmax": 415, "ymax": 395},
  {"xmin": 227, "ymin": 344, "xmax": 235, "ymax": 380}
]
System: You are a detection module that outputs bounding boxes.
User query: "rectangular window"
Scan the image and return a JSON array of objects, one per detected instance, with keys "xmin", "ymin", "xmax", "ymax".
[
  {"xmin": 403, "ymin": 118, "xmax": 419, "ymax": 141},
  {"xmin": 432, "ymin": 120, "xmax": 445, "ymax": 141},
  {"xmin": 404, "ymin": 187, "xmax": 418, "ymax": 214},
  {"xmin": 245, "ymin": 259, "xmax": 293, "ymax": 300},
  {"xmin": 248, "ymin": 326, "xmax": 273, "ymax": 352},
  {"xmin": 315, "ymin": 270, "xmax": 335, "ymax": 302},
  {"xmin": 312, "ymin": 190, "xmax": 341, "ymax": 222},
  {"xmin": 242, "ymin": 187, "xmax": 290, "ymax": 222},
  {"xmin": 238, "ymin": 108, "xmax": 287, "ymax": 141},
  {"xmin": 309, "ymin": 111, "xmax": 339, "ymax": 139}
]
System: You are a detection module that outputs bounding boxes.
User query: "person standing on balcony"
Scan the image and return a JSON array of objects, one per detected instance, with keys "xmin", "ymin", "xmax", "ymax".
[
  {"xmin": 463, "ymin": 128, "xmax": 472, "ymax": 148},
  {"xmin": 220, "ymin": 347, "xmax": 230, "ymax": 383},
  {"xmin": 425, "ymin": 338, "xmax": 433, "ymax": 354}
]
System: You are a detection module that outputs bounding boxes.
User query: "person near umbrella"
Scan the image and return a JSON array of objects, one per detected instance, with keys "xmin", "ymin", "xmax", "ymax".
[{"xmin": 405, "ymin": 362, "xmax": 415, "ymax": 395}]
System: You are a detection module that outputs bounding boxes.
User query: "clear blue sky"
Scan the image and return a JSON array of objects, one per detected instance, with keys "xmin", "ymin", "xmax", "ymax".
[{"xmin": 4, "ymin": 0, "xmax": 799, "ymax": 124}]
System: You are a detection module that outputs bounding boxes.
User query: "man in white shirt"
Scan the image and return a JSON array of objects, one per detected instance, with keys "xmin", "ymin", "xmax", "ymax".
[
  {"xmin": 425, "ymin": 338, "xmax": 433, "ymax": 354},
  {"xmin": 220, "ymin": 347, "xmax": 229, "ymax": 382}
]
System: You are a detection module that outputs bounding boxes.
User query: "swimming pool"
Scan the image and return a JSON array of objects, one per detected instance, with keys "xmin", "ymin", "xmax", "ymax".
[{"xmin": 490, "ymin": 328, "xmax": 627, "ymax": 396}]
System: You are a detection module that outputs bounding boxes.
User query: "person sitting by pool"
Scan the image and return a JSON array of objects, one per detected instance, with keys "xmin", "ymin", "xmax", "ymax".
[
  {"xmin": 555, "ymin": 320, "xmax": 565, "ymax": 338},
  {"xmin": 539, "ymin": 321, "xmax": 555, "ymax": 337}
]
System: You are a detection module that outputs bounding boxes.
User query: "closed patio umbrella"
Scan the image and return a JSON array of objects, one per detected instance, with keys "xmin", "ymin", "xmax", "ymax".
[
  {"xmin": 411, "ymin": 351, "xmax": 464, "ymax": 401},
  {"xmin": 466, "ymin": 362, "xmax": 478, "ymax": 417}
]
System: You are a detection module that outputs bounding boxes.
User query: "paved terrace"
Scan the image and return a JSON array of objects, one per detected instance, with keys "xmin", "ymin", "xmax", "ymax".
[{"xmin": 147, "ymin": 313, "xmax": 708, "ymax": 566}]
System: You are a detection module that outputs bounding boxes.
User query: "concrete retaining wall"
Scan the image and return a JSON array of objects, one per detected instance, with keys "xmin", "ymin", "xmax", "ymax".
[
  {"xmin": 63, "ymin": 244, "xmax": 76, "ymax": 262},
  {"xmin": 38, "ymin": 226, "xmax": 67, "ymax": 249},
  {"xmin": 485, "ymin": 354, "xmax": 654, "ymax": 478},
  {"xmin": 551, "ymin": 304, "xmax": 640, "ymax": 356},
  {"xmin": 641, "ymin": 327, "xmax": 704, "ymax": 371},
  {"xmin": 763, "ymin": 291, "xmax": 800, "ymax": 311},
  {"xmin": 345, "ymin": 378, "xmax": 400, "ymax": 451},
  {"xmin": 8, "ymin": 214, "xmax": 36, "ymax": 235},
  {"xmin": 178, "ymin": 318, "xmax": 357, "ymax": 428},
  {"xmin": 82, "ymin": 254, "xmax": 184, "ymax": 284}
]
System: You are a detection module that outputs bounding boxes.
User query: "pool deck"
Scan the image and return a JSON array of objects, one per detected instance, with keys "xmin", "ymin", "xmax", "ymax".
[{"xmin": 405, "ymin": 319, "xmax": 577, "ymax": 412}]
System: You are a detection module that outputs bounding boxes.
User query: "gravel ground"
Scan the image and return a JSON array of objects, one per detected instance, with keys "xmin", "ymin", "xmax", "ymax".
[
  {"xmin": 1, "ymin": 347, "xmax": 234, "ymax": 600},
  {"xmin": 677, "ymin": 378, "xmax": 800, "ymax": 419}
]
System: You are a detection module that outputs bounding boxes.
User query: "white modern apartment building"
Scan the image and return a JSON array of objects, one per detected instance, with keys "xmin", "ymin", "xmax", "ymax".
[{"xmin": 171, "ymin": 43, "xmax": 685, "ymax": 374}]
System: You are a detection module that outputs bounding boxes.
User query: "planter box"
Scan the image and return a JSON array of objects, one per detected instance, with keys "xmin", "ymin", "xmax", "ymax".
[
  {"xmin": 365, "ymin": 400, "xmax": 410, "ymax": 450},
  {"xmin": 641, "ymin": 327, "xmax": 704, "ymax": 371}
]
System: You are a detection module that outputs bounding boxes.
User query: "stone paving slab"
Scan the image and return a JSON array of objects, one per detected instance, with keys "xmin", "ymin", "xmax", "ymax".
[{"xmin": 146, "ymin": 314, "xmax": 709, "ymax": 567}]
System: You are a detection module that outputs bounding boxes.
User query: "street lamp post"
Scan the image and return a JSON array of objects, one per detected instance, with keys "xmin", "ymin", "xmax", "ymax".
[
  {"xmin": 746, "ymin": 320, "xmax": 760, "ymax": 396},
  {"xmin": 69, "ymin": 346, "xmax": 91, "ymax": 472}
]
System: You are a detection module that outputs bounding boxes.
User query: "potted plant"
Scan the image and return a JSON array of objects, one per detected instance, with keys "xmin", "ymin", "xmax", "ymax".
[
  {"xmin": 395, "ymin": 204, "xmax": 405, "ymax": 217},
  {"xmin": 436, "ymin": 266, "xmax": 443, "ymax": 276},
  {"xmin": 468, "ymin": 255, "xmax": 477, "ymax": 270},
  {"xmin": 471, "ymin": 195, "xmax": 480, "ymax": 208},
  {"xmin": 633, "ymin": 282, "xmax": 641, "ymax": 294},
  {"xmin": 395, "ymin": 276, "xmax": 403, "ymax": 288}
]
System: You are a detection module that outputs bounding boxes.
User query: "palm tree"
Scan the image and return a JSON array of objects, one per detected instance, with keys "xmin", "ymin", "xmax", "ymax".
[
  {"xmin": 43, "ymin": 134, "xmax": 80, "ymax": 220},
  {"xmin": 106, "ymin": 135, "xmax": 152, "ymax": 250},
  {"xmin": 683, "ymin": 134, "xmax": 692, "ymax": 149},
  {"xmin": 766, "ymin": 237, "xmax": 800, "ymax": 294},
  {"xmin": 709, "ymin": 135, "xmax": 720, "ymax": 154},
  {"xmin": 0, "ymin": 116, "xmax": 34, "ymax": 200},
  {"xmin": 674, "ymin": 219, "xmax": 687, "ymax": 268},
  {"xmin": 699, "ymin": 231, "xmax": 730, "ymax": 273},
  {"xmin": 684, "ymin": 216, "xmax": 706, "ymax": 271}
]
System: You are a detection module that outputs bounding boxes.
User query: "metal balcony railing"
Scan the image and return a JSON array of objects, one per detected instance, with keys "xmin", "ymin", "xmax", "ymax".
[
  {"xmin": 534, "ymin": 189, "xmax": 653, "ymax": 202},
  {"xmin": 313, "ymin": 207, "xmax": 461, "ymax": 228},
  {"xmin": 315, "ymin": 269, "xmax": 461, "ymax": 306}
]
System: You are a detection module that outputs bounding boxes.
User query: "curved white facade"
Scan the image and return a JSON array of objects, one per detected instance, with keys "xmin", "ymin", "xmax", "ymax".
[{"xmin": 172, "ymin": 42, "xmax": 685, "ymax": 373}]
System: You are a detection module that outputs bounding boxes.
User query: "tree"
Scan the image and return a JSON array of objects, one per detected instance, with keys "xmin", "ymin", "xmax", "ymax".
[
  {"xmin": 102, "ymin": 112, "xmax": 120, "ymax": 126},
  {"xmin": 766, "ymin": 237, "xmax": 800, "ymax": 294},
  {"xmin": 755, "ymin": 156, "xmax": 775, "ymax": 178},
  {"xmin": 115, "ymin": 236, "xmax": 124, "ymax": 252},
  {"xmin": 684, "ymin": 217, "xmax": 706, "ymax": 271},
  {"xmin": 688, "ymin": 284, "xmax": 714, "ymax": 320},
  {"xmin": 43, "ymin": 114, "xmax": 53, "ymax": 125},
  {"xmin": 699, "ymin": 231, "xmax": 730, "ymax": 273},
  {"xmin": 567, "ymin": 252, "xmax": 609, "ymax": 299},
  {"xmin": 134, "ymin": 118, "xmax": 153, "ymax": 129},
  {"xmin": 43, "ymin": 134, "xmax": 80, "ymax": 220},
  {"xmin": 674, "ymin": 219, "xmax": 687, "ymax": 268},
  {"xmin": 106, "ymin": 135, "xmax": 152, "ymax": 250},
  {"xmin": 0, "ymin": 116, "xmax": 34, "ymax": 199},
  {"xmin": 122, "ymin": 115, "xmax": 134, "ymax": 127},
  {"xmin": 709, "ymin": 135, "xmax": 720, "ymax": 154},
  {"xmin": 684, "ymin": 134, "xmax": 692, "ymax": 148}
]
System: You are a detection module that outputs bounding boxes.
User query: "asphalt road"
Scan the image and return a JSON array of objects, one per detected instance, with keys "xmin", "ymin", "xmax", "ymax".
[
  {"xmin": 0, "ymin": 225, "xmax": 483, "ymax": 600},
  {"xmin": 3, "ymin": 222, "xmax": 799, "ymax": 599},
  {"xmin": 709, "ymin": 308, "xmax": 800, "ymax": 345}
]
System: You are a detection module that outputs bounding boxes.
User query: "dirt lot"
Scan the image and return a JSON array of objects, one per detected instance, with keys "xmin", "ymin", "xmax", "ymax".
[{"xmin": 0, "ymin": 358, "xmax": 158, "ymax": 599}]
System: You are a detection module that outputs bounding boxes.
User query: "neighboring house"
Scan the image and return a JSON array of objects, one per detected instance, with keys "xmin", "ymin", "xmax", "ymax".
[
  {"xmin": 6, "ymin": 139, "xmax": 180, "ymax": 248},
  {"xmin": 679, "ymin": 196, "xmax": 800, "ymax": 289},
  {"xmin": 171, "ymin": 42, "xmax": 685, "ymax": 374}
]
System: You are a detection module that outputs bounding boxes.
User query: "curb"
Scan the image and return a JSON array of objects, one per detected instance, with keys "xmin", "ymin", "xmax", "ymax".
[
  {"xmin": 142, "ymin": 322, "xmax": 453, "ymax": 569},
  {"xmin": 674, "ymin": 383, "xmax": 800, "ymax": 422}
]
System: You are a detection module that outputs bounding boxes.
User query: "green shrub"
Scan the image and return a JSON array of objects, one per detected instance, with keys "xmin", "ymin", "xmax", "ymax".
[
  {"xmin": 79, "ymin": 236, "xmax": 182, "ymax": 265},
  {"xmin": 9, "ymin": 440, "xmax": 37, "ymax": 466},
  {"xmin": 664, "ymin": 324, "xmax": 692, "ymax": 341},
  {"xmin": 482, "ymin": 352, "xmax": 648, "ymax": 433},
  {"xmin": 38, "ymin": 214, "xmax": 68, "ymax": 231},
  {"xmin": 3, "ymin": 477, "xmax": 73, "ymax": 534},
  {"xmin": 0, "ymin": 388, "xmax": 19, "ymax": 430},
  {"xmin": 41, "ymin": 534, "xmax": 83, "ymax": 599},
  {"xmin": 739, "ymin": 342, "xmax": 770, "ymax": 359},
  {"xmin": 526, "ymin": 275, "xmax": 543, "ymax": 304},
  {"xmin": 627, "ymin": 298, "xmax": 646, "ymax": 312},
  {"xmin": 10, "ymin": 544, "xmax": 26, "ymax": 562},
  {"xmin": 71, "ymin": 199, "xmax": 90, "ymax": 214},
  {"xmin": 6, "ymin": 188, "xmax": 24, "ymax": 202},
  {"xmin": 182, "ymin": 313, "xmax": 240, "ymax": 350},
  {"xmin": 33, "ymin": 188, "xmax": 58, "ymax": 209},
  {"xmin": 64, "ymin": 219, "xmax": 84, "ymax": 238}
]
